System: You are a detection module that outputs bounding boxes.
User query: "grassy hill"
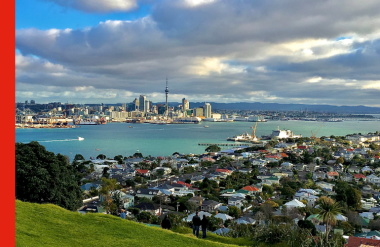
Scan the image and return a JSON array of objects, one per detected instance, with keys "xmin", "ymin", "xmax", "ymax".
[{"xmin": 16, "ymin": 200, "xmax": 253, "ymax": 247}]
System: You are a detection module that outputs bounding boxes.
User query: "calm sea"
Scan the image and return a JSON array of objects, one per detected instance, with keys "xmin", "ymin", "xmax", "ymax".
[{"xmin": 15, "ymin": 120, "xmax": 380, "ymax": 161}]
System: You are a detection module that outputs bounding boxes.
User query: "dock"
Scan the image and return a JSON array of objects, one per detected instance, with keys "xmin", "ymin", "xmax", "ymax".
[{"xmin": 199, "ymin": 143, "xmax": 250, "ymax": 147}]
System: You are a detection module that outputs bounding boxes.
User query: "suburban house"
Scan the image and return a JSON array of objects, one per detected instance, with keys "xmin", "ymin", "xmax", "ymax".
[
  {"xmin": 135, "ymin": 169, "xmax": 151, "ymax": 177},
  {"xmin": 136, "ymin": 189, "xmax": 162, "ymax": 199},
  {"xmin": 326, "ymin": 171, "xmax": 339, "ymax": 180},
  {"xmin": 367, "ymin": 174, "xmax": 380, "ymax": 184},
  {"xmin": 200, "ymin": 200, "xmax": 223, "ymax": 212},
  {"xmin": 135, "ymin": 202, "xmax": 161, "ymax": 215},
  {"xmin": 353, "ymin": 174, "xmax": 367, "ymax": 182},
  {"xmin": 239, "ymin": 186, "xmax": 259, "ymax": 195},
  {"xmin": 313, "ymin": 172, "xmax": 326, "ymax": 181},
  {"xmin": 188, "ymin": 195, "xmax": 204, "ymax": 207},
  {"xmin": 228, "ymin": 196, "xmax": 246, "ymax": 208}
]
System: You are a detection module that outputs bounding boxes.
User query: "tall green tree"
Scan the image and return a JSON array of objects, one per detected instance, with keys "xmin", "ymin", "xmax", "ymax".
[
  {"xmin": 316, "ymin": 198, "xmax": 342, "ymax": 243},
  {"xmin": 99, "ymin": 178, "xmax": 122, "ymax": 214},
  {"xmin": 15, "ymin": 141, "xmax": 83, "ymax": 211}
]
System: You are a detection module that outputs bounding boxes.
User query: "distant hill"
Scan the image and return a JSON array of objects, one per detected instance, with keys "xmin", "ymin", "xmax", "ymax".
[
  {"xmin": 187, "ymin": 102, "xmax": 380, "ymax": 114},
  {"xmin": 15, "ymin": 200, "xmax": 251, "ymax": 247}
]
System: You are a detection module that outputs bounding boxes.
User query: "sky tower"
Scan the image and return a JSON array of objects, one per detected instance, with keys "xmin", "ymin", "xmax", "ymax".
[{"xmin": 165, "ymin": 77, "xmax": 169, "ymax": 117}]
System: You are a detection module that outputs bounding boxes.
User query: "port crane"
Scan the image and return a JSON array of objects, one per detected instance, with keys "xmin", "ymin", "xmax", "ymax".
[
  {"xmin": 311, "ymin": 123, "xmax": 323, "ymax": 139},
  {"xmin": 251, "ymin": 122, "xmax": 258, "ymax": 141}
]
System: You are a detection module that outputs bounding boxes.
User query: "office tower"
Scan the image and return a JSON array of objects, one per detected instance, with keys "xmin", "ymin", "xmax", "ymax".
[
  {"xmin": 193, "ymin": 108, "xmax": 204, "ymax": 117},
  {"xmin": 182, "ymin": 98, "xmax": 189, "ymax": 111},
  {"xmin": 204, "ymin": 103, "xmax": 211, "ymax": 118},
  {"xmin": 122, "ymin": 103, "xmax": 127, "ymax": 110},
  {"xmin": 134, "ymin": 98, "xmax": 140, "ymax": 111},
  {"xmin": 139, "ymin": 95, "xmax": 146, "ymax": 112}
]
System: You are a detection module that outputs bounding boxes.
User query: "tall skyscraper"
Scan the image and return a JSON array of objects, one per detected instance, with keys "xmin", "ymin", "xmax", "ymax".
[
  {"xmin": 122, "ymin": 103, "xmax": 127, "ymax": 110},
  {"xmin": 134, "ymin": 98, "xmax": 139, "ymax": 111},
  {"xmin": 204, "ymin": 103, "xmax": 212, "ymax": 118},
  {"xmin": 139, "ymin": 95, "xmax": 146, "ymax": 112},
  {"xmin": 182, "ymin": 98, "xmax": 189, "ymax": 111},
  {"xmin": 165, "ymin": 77, "xmax": 169, "ymax": 117}
]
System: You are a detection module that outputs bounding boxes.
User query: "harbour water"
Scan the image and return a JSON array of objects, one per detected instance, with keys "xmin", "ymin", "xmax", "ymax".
[{"xmin": 15, "ymin": 120, "xmax": 380, "ymax": 160}]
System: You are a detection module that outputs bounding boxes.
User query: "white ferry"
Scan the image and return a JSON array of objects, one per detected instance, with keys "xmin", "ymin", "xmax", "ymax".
[{"xmin": 269, "ymin": 127, "xmax": 302, "ymax": 139}]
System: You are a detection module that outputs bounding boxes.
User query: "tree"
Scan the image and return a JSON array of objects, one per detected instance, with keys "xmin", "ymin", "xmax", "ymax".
[
  {"xmin": 336, "ymin": 157, "xmax": 344, "ymax": 165},
  {"xmin": 262, "ymin": 185, "xmax": 274, "ymax": 195},
  {"xmin": 102, "ymin": 167, "xmax": 110, "ymax": 178},
  {"xmin": 125, "ymin": 179, "xmax": 135, "ymax": 188},
  {"xmin": 263, "ymin": 200, "xmax": 279, "ymax": 209},
  {"xmin": 114, "ymin": 155, "xmax": 124, "ymax": 164},
  {"xmin": 185, "ymin": 179, "xmax": 192, "ymax": 184},
  {"xmin": 156, "ymin": 170, "xmax": 165, "ymax": 179},
  {"xmin": 15, "ymin": 141, "xmax": 83, "ymax": 211},
  {"xmin": 133, "ymin": 152, "xmax": 143, "ymax": 158},
  {"xmin": 298, "ymin": 220, "xmax": 317, "ymax": 235},
  {"xmin": 281, "ymin": 186, "xmax": 296, "ymax": 199},
  {"xmin": 205, "ymin": 145, "xmax": 221, "ymax": 153},
  {"xmin": 228, "ymin": 206, "xmax": 241, "ymax": 218},
  {"xmin": 97, "ymin": 154, "xmax": 106, "ymax": 160},
  {"xmin": 74, "ymin": 154, "xmax": 85, "ymax": 161},
  {"xmin": 99, "ymin": 178, "xmax": 122, "ymax": 214},
  {"xmin": 316, "ymin": 198, "xmax": 342, "ymax": 243}
]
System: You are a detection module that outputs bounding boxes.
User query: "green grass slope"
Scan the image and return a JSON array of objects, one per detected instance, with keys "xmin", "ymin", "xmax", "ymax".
[{"xmin": 16, "ymin": 200, "xmax": 247, "ymax": 247}]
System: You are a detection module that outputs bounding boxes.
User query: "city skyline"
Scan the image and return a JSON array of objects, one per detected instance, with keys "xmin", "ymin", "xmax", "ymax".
[{"xmin": 15, "ymin": 0, "xmax": 380, "ymax": 107}]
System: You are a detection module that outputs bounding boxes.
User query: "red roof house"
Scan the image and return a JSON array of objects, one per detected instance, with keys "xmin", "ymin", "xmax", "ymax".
[
  {"xmin": 353, "ymin": 174, "xmax": 367, "ymax": 182},
  {"xmin": 345, "ymin": 236, "xmax": 380, "ymax": 247},
  {"xmin": 136, "ymin": 169, "xmax": 150, "ymax": 176},
  {"xmin": 216, "ymin": 168, "xmax": 232, "ymax": 174},
  {"xmin": 241, "ymin": 186, "xmax": 259, "ymax": 192}
]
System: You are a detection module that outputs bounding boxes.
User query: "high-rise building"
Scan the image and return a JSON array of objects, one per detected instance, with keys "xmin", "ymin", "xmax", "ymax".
[
  {"xmin": 30, "ymin": 100, "xmax": 35, "ymax": 105},
  {"xmin": 139, "ymin": 95, "xmax": 146, "ymax": 112},
  {"xmin": 25, "ymin": 100, "xmax": 28, "ymax": 105},
  {"xmin": 165, "ymin": 78, "xmax": 169, "ymax": 117},
  {"xmin": 122, "ymin": 103, "xmax": 127, "ymax": 110},
  {"xmin": 193, "ymin": 107, "xmax": 204, "ymax": 117},
  {"xmin": 204, "ymin": 103, "xmax": 211, "ymax": 118},
  {"xmin": 182, "ymin": 98, "xmax": 189, "ymax": 111},
  {"xmin": 134, "ymin": 98, "xmax": 140, "ymax": 111}
]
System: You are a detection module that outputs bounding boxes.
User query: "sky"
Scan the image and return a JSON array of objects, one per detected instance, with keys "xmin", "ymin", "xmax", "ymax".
[{"xmin": 15, "ymin": 0, "xmax": 380, "ymax": 106}]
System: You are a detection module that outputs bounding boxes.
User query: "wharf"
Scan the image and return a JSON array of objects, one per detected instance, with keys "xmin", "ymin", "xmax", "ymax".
[{"xmin": 198, "ymin": 143, "xmax": 251, "ymax": 147}]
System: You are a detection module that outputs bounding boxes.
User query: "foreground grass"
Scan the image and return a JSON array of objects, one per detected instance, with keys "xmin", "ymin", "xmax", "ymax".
[
  {"xmin": 16, "ymin": 200, "xmax": 241, "ymax": 247},
  {"xmin": 171, "ymin": 226, "xmax": 252, "ymax": 246}
]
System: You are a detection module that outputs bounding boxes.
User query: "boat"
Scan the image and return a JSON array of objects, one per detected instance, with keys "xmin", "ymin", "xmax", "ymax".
[
  {"xmin": 78, "ymin": 137, "xmax": 84, "ymax": 141},
  {"xmin": 268, "ymin": 126, "xmax": 302, "ymax": 139},
  {"xmin": 95, "ymin": 149, "xmax": 100, "ymax": 151},
  {"xmin": 227, "ymin": 132, "xmax": 253, "ymax": 141},
  {"xmin": 204, "ymin": 125, "xmax": 209, "ymax": 128},
  {"xmin": 129, "ymin": 126, "xmax": 133, "ymax": 128}
]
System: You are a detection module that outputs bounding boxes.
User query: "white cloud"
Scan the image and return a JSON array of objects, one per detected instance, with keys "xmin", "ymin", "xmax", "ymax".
[{"xmin": 44, "ymin": 0, "xmax": 138, "ymax": 13}]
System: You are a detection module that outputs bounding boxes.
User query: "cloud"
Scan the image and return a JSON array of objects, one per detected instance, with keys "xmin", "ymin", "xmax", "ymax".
[
  {"xmin": 15, "ymin": 0, "xmax": 380, "ymax": 106},
  {"xmin": 44, "ymin": 0, "xmax": 138, "ymax": 13}
]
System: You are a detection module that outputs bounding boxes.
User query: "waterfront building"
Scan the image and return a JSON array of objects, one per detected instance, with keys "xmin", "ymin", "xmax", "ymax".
[{"xmin": 204, "ymin": 103, "xmax": 212, "ymax": 118}]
